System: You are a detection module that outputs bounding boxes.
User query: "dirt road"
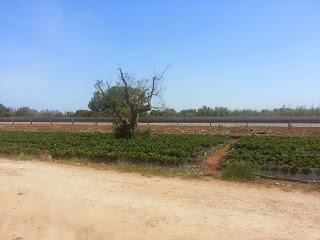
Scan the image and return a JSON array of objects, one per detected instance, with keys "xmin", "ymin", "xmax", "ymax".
[{"xmin": 0, "ymin": 159, "xmax": 319, "ymax": 240}]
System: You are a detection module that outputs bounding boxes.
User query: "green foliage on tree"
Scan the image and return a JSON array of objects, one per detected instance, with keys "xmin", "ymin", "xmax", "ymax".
[
  {"xmin": 0, "ymin": 104, "xmax": 10, "ymax": 117},
  {"xmin": 15, "ymin": 107, "xmax": 38, "ymax": 117},
  {"xmin": 179, "ymin": 109, "xmax": 197, "ymax": 116},
  {"xmin": 150, "ymin": 108, "xmax": 177, "ymax": 116},
  {"xmin": 89, "ymin": 68, "xmax": 167, "ymax": 137}
]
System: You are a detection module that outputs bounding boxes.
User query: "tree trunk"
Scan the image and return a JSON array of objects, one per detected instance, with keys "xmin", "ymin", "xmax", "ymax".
[
  {"xmin": 114, "ymin": 111, "xmax": 139, "ymax": 138},
  {"xmin": 129, "ymin": 111, "xmax": 139, "ymax": 133}
]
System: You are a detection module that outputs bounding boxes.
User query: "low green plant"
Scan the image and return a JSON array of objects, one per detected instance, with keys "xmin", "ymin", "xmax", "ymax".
[
  {"xmin": 222, "ymin": 161, "xmax": 259, "ymax": 181},
  {"xmin": 134, "ymin": 128, "xmax": 152, "ymax": 138},
  {"xmin": 0, "ymin": 131, "xmax": 229, "ymax": 165},
  {"xmin": 226, "ymin": 136, "xmax": 320, "ymax": 173}
]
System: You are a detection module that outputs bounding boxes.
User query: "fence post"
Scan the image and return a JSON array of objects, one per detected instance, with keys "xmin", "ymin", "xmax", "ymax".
[
  {"xmin": 209, "ymin": 119, "xmax": 212, "ymax": 127},
  {"xmin": 30, "ymin": 119, "xmax": 33, "ymax": 125},
  {"xmin": 12, "ymin": 119, "xmax": 15, "ymax": 125}
]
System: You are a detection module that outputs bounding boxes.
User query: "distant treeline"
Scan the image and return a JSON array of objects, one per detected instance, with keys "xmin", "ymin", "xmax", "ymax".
[
  {"xmin": 1, "ymin": 103, "xmax": 320, "ymax": 118},
  {"xmin": 0, "ymin": 104, "xmax": 75, "ymax": 118},
  {"xmin": 151, "ymin": 106, "xmax": 320, "ymax": 117}
]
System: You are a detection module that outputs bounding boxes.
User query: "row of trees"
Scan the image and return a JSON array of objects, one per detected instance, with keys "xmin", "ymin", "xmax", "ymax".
[
  {"xmin": 150, "ymin": 105, "xmax": 320, "ymax": 117},
  {"xmin": 0, "ymin": 104, "xmax": 75, "ymax": 118},
  {"xmin": 2, "ymin": 104, "xmax": 320, "ymax": 118},
  {"xmin": 88, "ymin": 105, "xmax": 320, "ymax": 117}
]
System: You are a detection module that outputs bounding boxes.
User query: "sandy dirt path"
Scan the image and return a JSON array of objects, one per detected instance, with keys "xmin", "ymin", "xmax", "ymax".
[{"xmin": 0, "ymin": 159, "xmax": 319, "ymax": 240}]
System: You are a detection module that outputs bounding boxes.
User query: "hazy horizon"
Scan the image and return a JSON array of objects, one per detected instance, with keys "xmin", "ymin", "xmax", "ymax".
[{"xmin": 1, "ymin": 1, "xmax": 320, "ymax": 112}]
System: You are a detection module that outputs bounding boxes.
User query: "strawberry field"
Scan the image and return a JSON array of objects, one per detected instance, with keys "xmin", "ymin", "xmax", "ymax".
[
  {"xmin": 225, "ymin": 136, "xmax": 320, "ymax": 174},
  {"xmin": 0, "ymin": 131, "xmax": 229, "ymax": 165}
]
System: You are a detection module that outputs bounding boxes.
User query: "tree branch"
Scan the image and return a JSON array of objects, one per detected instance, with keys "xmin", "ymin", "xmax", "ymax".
[
  {"xmin": 147, "ymin": 65, "xmax": 170, "ymax": 104},
  {"xmin": 118, "ymin": 68, "xmax": 130, "ymax": 103},
  {"xmin": 95, "ymin": 80, "xmax": 105, "ymax": 93},
  {"xmin": 118, "ymin": 68, "xmax": 136, "ymax": 113}
]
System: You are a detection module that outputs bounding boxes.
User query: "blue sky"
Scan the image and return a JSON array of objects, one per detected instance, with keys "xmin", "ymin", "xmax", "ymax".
[{"xmin": 1, "ymin": 0, "xmax": 320, "ymax": 111}]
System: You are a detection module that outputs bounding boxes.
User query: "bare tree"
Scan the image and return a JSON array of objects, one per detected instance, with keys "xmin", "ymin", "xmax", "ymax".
[{"xmin": 93, "ymin": 67, "xmax": 168, "ymax": 137}]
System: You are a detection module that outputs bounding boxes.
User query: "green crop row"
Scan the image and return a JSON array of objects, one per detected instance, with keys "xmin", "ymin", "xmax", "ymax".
[
  {"xmin": 224, "ymin": 136, "xmax": 320, "ymax": 174},
  {"xmin": 0, "ymin": 131, "xmax": 229, "ymax": 165}
]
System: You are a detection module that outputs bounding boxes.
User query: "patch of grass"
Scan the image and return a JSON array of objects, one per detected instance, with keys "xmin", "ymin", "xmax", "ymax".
[
  {"xmin": 16, "ymin": 153, "xmax": 34, "ymax": 160},
  {"xmin": 222, "ymin": 161, "xmax": 260, "ymax": 181},
  {"xmin": 9, "ymin": 153, "xmax": 202, "ymax": 178},
  {"xmin": 116, "ymin": 160, "xmax": 201, "ymax": 178},
  {"xmin": 59, "ymin": 157, "xmax": 88, "ymax": 164},
  {"xmin": 8, "ymin": 151, "xmax": 52, "ymax": 162}
]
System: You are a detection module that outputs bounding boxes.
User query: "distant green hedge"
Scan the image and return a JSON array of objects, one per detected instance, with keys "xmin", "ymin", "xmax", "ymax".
[{"xmin": 0, "ymin": 131, "xmax": 229, "ymax": 165}]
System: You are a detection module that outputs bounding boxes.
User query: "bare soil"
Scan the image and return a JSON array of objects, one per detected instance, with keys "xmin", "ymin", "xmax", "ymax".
[
  {"xmin": 1, "ymin": 123, "xmax": 320, "ymax": 136},
  {"xmin": 204, "ymin": 145, "xmax": 229, "ymax": 173},
  {"xmin": 0, "ymin": 159, "xmax": 319, "ymax": 240}
]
